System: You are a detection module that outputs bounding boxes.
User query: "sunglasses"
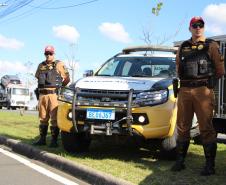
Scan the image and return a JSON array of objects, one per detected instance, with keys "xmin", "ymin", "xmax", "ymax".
[
  {"xmin": 192, "ymin": 22, "xmax": 204, "ymax": 29},
  {"xmin": 45, "ymin": 52, "xmax": 54, "ymax": 56}
]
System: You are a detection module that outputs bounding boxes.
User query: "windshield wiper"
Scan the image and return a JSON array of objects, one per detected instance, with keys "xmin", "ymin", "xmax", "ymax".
[
  {"xmin": 131, "ymin": 74, "xmax": 149, "ymax": 77},
  {"xmin": 96, "ymin": 74, "xmax": 111, "ymax": 76}
]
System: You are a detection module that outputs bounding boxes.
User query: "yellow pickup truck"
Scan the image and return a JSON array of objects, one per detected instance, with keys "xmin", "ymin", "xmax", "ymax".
[{"xmin": 57, "ymin": 45, "xmax": 200, "ymax": 153}]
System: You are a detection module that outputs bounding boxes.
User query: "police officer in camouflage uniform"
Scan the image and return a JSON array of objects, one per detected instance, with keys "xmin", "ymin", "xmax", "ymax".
[
  {"xmin": 171, "ymin": 17, "xmax": 225, "ymax": 175},
  {"xmin": 33, "ymin": 45, "xmax": 70, "ymax": 147}
]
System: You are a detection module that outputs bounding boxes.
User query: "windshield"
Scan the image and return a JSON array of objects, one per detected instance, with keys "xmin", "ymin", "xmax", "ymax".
[
  {"xmin": 96, "ymin": 57, "xmax": 176, "ymax": 78},
  {"xmin": 12, "ymin": 88, "xmax": 29, "ymax": 95}
]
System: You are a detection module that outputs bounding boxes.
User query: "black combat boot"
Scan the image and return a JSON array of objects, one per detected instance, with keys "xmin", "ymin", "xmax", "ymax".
[
  {"xmin": 171, "ymin": 140, "xmax": 190, "ymax": 171},
  {"xmin": 49, "ymin": 126, "xmax": 59, "ymax": 148},
  {"xmin": 33, "ymin": 125, "xmax": 48, "ymax": 146},
  {"xmin": 200, "ymin": 142, "xmax": 217, "ymax": 176}
]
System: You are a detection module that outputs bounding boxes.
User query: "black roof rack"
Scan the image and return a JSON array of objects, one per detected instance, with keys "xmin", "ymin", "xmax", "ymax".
[{"xmin": 122, "ymin": 45, "xmax": 178, "ymax": 54}]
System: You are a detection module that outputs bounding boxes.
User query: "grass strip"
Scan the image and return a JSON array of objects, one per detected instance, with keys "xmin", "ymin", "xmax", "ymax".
[{"xmin": 0, "ymin": 110, "xmax": 226, "ymax": 185}]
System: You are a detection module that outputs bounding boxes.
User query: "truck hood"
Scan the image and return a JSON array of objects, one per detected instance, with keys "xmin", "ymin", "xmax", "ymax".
[{"xmin": 75, "ymin": 76, "xmax": 167, "ymax": 91}]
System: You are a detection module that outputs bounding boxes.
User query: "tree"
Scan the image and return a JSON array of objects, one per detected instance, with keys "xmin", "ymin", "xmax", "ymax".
[
  {"xmin": 152, "ymin": 1, "xmax": 163, "ymax": 16},
  {"xmin": 141, "ymin": 15, "xmax": 187, "ymax": 45},
  {"xmin": 65, "ymin": 43, "xmax": 79, "ymax": 83}
]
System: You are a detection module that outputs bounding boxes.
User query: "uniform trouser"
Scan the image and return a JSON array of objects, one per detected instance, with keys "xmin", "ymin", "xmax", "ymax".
[
  {"xmin": 176, "ymin": 86, "xmax": 216, "ymax": 144},
  {"xmin": 38, "ymin": 93, "xmax": 58, "ymax": 126}
]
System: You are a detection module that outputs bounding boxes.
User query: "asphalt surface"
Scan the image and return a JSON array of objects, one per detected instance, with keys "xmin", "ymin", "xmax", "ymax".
[
  {"xmin": 0, "ymin": 136, "xmax": 134, "ymax": 185},
  {"xmin": 0, "ymin": 146, "xmax": 89, "ymax": 185},
  {"xmin": 0, "ymin": 151, "xmax": 62, "ymax": 185},
  {"xmin": 0, "ymin": 132, "xmax": 225, "ymax": 185}
]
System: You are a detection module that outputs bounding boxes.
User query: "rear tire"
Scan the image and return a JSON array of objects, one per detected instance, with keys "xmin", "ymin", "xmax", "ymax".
[
  {"xmin": 190, "ymin": 115, "xmax": 201, "ymax": 145},
  {"xmin": 191, "ymin": 125, "xmax": 202, "ymax": 145},
  {"xmin": 161, "ymin": 127, "xmax": 177, "ymax": 152},
  {"xmin": 160, "ymin": 127, "xmax": 177, "ymax": 159},
  {"xmin": 61, "ymin": 131, "xmax": 91, "ymax": 153}
]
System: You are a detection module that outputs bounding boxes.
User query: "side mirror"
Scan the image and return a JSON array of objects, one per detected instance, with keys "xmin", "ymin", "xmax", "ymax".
[{"xmin": 83, "ymin": 70, "xmax": 94, "ymax": 77}]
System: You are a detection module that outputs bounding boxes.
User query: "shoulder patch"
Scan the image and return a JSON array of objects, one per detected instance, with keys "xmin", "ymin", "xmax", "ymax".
[{"xmin": 40, "ymin": 65, "xmax": 47, "ymax": 70}]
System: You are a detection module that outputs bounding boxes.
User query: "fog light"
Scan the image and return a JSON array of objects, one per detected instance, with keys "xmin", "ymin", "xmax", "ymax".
[
  {"xmin": 68, "ymin": 111, "xmax": 72, "ymax": 119},
  {"xmin": 138, "ymin": 115, "xmax": 145, "ymax": 123}
]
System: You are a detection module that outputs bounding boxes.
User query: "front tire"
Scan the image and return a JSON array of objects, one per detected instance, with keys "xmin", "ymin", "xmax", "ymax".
[{"xmin": 61, "ymin": 131, "xmax": 91, "ymax": 153}]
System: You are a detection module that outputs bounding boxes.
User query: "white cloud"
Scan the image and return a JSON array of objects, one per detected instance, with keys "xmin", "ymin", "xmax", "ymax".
[
  {"xmin": 202, "ymin": 3, "xmax": 226, "ymax": 35},
  {"xmin": 53, "ymin": 25, "xmax": 80, "ymax": 43},
  {"xmin": 99, "ymin": 22, "xmax": 132, "ymax": 43},
  {"xmin": 0, "ymin": 60, "xmax": 28, "ymax": 75},
  {"xmin": 0, "ymin": 34, "xmax": 24, "ymax": 49}
]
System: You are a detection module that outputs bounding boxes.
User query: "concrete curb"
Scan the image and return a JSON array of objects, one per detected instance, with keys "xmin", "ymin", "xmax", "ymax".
[{"xmin": 0, "ymin": 136, "xmax": 134, "ymax": 185}]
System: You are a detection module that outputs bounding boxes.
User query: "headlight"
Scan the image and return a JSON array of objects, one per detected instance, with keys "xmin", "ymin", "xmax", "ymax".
[
  {"xmin": 134, "ymin": 89, "xmax": 168, "ymax": 106},
  {"xmin": 58, "ymin": 87, "xmax": 74, "ymax": 103}
]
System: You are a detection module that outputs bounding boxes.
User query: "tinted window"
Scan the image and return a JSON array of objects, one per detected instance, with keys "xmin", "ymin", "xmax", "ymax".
[{"xmin": 96, "ymin": 57, "xmax": 176, "ymax": 78}]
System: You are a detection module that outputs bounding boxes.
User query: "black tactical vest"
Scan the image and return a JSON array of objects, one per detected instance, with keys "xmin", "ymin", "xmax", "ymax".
[
  {"xmin": 179, "ymin": 39, "xmax": 215, "ymax": 80},
  {"xmin": 38, "ymin": 60, "xmax": 63, "ymax": 88}
]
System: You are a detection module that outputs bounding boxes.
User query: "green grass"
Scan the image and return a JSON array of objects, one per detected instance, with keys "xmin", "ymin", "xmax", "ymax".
[{"xmin": 0, "ymin": 110, "xmax": 226, "ymax": 185}]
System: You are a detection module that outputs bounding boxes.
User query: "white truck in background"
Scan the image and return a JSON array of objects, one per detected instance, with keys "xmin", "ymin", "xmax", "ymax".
[{"xmin": 0, "ymin": 75, "xmax": 30, "ymax": 110}]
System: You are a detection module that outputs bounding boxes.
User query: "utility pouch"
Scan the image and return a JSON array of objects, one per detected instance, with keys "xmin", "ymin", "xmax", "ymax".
[
  {"xmin": 184, "ymin": 60, "xmax": 198, "ymax": 78},
  {"xmin": 172, "ymin": 78, "xmax": 179, "ymax": 98},
  {"xmin": 199, "ymin": 59, "xmax": 208, "ymax": 74},
  {"xmin": 34, "ymin": 88, "xmax": 39, "ymax": 100}
]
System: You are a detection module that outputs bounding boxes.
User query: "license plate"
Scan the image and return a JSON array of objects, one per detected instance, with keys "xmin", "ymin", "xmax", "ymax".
[{"xmin": 86, "ymin": 108, "xmax": 115, "ymax": 120}]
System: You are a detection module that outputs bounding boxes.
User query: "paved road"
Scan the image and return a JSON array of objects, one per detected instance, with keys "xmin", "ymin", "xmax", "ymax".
[
  {"xmin": 0, "ymin": 108, "xmax": 38, "ymax": 115},
  {"xmin": 0, "ymin": 145, "xmax": 89, "ymax": 185}
]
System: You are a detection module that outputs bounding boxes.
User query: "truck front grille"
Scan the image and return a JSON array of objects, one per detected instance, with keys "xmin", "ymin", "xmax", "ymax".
[
  {"xmin": 77, "ymin": 89, "xmax": 135, "ymax": 103},
  {"xmin": 16, "ymin": 101, "xmax": 25, "ymax": 105}
]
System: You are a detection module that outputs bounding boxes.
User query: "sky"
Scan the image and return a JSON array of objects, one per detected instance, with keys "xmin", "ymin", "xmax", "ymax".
[{"xmin": 0, "ymin": 0, "xmax": 226, "ymax": 85}]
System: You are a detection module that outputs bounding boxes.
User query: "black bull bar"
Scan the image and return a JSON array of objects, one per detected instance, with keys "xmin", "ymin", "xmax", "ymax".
[{"xmin": 71, "ymin": 88, "xmax": 134, "ymax": 135}]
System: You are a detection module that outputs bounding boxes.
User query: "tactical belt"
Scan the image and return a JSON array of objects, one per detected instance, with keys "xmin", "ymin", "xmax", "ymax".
[
  {"xmin": 39, "ymin": 89, "xmax": 57, "ymax": 94},
  {"xmin": 180, "ymin": 80, "xmax": 208, "ymax": 87}
]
